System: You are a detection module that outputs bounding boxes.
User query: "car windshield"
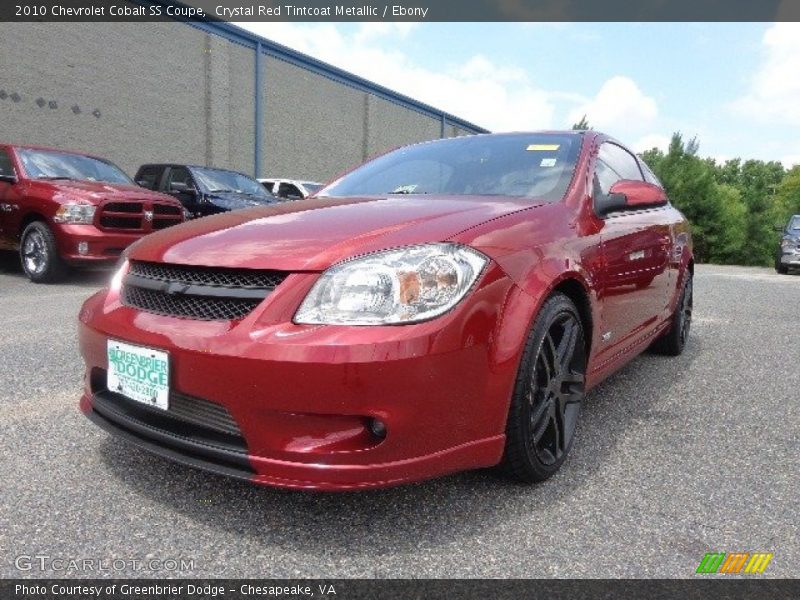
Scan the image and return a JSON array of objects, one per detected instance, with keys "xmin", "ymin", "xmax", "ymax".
[
  {"xmin": 303, "ymin": 183, "xmax": 324, "ymax": 195},
  {"xmin": 319, "ymin": 133, "xmax": 582, "ymax": 202},
  {"xmin": 789, "ymin": 216, "xmax": 800, "ymax": 230},
  {"xmin": 17, "ymin": 148, "xmax": 132, "ymax": 184},
  {"xmin": 192, "ymin": 167, "xmax": 272, "ymax": 199}
]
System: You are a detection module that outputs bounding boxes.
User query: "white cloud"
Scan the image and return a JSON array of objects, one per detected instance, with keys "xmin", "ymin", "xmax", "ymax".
[
  {"xmin": 633, "ymin": 133, "xmax": 670, "ymax": 153},
  {"xmin": 731, "ymin": 23, "xmax": 800, "ymax": 125},
  {"xmin": 353, "ymin": 22, "xmax": 419, "ymax": 44},
  {"xmin": 568, "ymin": 76, "xmax": 658, "ymax": 133},
  {"xmin": 781, "ymin": 155, "xmax": 800, "ymax": 169},
  {"xmin": 237, "ymin": 22, "xmax": 562, "ymax": 132},
  {"xmin": 237, "ymin": 23, "xmax": 658, "ymax": 138}
]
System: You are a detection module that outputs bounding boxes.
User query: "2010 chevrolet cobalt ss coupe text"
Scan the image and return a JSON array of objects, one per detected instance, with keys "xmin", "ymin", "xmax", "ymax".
[{"xmin": 78, "ymin": 131, "xmax": 693, "ymax": 490}]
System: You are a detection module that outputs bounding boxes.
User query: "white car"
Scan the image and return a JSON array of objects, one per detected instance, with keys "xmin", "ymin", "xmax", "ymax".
[{"xmin": 258, "ymin": 178, "xmax": 324, "ymax": 200}]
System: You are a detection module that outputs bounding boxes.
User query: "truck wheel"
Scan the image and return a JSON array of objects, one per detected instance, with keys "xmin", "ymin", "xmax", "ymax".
[
  {"xmin": 19, "ymin": 221, "xmax": 69, "ymax": 283},
  {"xmin": 775, "ymin": 262, "xmax": 789, "ymax": 275}
]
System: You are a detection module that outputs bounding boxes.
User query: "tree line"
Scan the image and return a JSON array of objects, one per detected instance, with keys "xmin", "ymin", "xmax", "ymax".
[
  {"xmin": 573, "ymin": 118, "xmax": 800, "ymax": 266},
  {"xmin": 641, "ymin": 134, "xmax": 799, "ymax": 266}
]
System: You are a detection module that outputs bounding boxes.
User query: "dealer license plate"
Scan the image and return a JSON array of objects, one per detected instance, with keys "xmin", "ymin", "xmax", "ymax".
[{"xmin": 107, "ymin": 340, "xmax": 170, "ymax": 410}]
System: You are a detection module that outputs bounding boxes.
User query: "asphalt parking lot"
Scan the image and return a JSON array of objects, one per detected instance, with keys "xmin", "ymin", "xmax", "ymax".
[{"xmin": 1, "ymin": 252, "xmax": 798, "ymax": 579}]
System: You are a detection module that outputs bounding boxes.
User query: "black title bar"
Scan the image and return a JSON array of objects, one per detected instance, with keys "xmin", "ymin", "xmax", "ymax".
[
  {"xmin": 2, "ymin": 0, "xmax": 800, "ymax": 22},
  {"xmin": 4, "ymin": 579, "xmax": 800, "ymax": 600}
]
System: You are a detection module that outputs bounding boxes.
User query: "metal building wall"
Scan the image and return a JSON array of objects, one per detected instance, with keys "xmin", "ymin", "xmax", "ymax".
[{"xmin": 0, "ymin": 16, "xmax": 487, "ymax": 182}]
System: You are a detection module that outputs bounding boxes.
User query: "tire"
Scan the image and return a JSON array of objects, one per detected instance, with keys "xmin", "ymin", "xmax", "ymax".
[
  {"xmin": 651, "ymin": 272, "xmax": 693, "ymax": 356},
  {"xmin": 501, "ymin": 293, "xmax": 587, "ymax": 483},
  {"xmin": 776, "ymin": 262, "xmax": 789, "ymax": 275},
  {"xmin": 19, "ymin": 221, "xmax": 69, "ymax": 283}
]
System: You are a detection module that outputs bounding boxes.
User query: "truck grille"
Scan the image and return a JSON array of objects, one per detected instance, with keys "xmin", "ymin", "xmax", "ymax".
[
  {"xmin": 98, "ymin": 201, "xmax": 183, "ymax": 232},
  {"xmin": 121, "ymin": 260, "xmax": 288, "ymax": 321}
]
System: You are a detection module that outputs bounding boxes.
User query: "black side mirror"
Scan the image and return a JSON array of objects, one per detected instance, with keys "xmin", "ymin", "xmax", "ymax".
[
  {"xmin": 595, "ymin": 192, "xmax": 628, "ymax": 217},
  {"xmin": 774, "ymin": 224, "xmax": 786, "ymax": 233},
  {"xmin": 0, "ymin": 173, "xmax": 17, "ymax": 184}
]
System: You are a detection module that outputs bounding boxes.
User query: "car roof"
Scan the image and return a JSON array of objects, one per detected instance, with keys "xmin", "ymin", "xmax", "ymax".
[
  {"xmin": 138, "ymin": 163, "xmax": 253, "ymax": 177},
  {"xmin": 259, "ymin": 178, "xmax": 322, "ymax": 185}
]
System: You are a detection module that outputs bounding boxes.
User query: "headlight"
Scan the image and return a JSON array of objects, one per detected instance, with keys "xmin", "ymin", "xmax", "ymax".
[
  {"xmin": 53, "ymin": 203, "xmax": 96, "ymax": 224},
  {"xmin": 295, "ymin": 243, "xmax": 488, "ymax": 325},
  {"xmin": 110, "ymin": 257, "xmax": 129, "ymax": 292},
  {"xmin": 781, "ymin": 238, "xmax": 796, "ymax": 250}
]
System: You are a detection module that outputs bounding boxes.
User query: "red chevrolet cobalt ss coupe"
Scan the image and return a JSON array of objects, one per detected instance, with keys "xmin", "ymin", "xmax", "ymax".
[{"xmin": 78, "ymin": 131, "xmax": 693, "ymax": 490}]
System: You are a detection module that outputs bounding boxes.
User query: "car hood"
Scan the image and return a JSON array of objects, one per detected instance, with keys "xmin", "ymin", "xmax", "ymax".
[
  {"xmin": 205, "ymin": 191, "xmax": 277, "ymax": 210},
  {"xmin": 129, "ymin": 195, "xmax": 540, "ymax": 271},
  {"xmin": 27, "ymin": 179, "xmax": 177, "ymax": 204}
]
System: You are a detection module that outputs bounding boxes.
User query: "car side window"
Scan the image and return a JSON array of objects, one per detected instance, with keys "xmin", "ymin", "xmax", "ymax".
[
  {"xmin": 594, "ymin": 143, "xmax": 644, "ymax": 195},
  {"xmin": 278, "ymin": 183, "xmax": 302, "ymax": 199},
  {"xmin": 166, "ymin": 167, "xmax": 194, "ymax": 192},
  {"xmin": 0, "ymin": 149, "xmax": 16, "ymax": 179},
  {"xmin": 135, "ymin": 166, "xmax": 161, "ymax": 190},
  {"xmin": 639, "ymin": 161, "xmax": 663, "ymax": 188}
]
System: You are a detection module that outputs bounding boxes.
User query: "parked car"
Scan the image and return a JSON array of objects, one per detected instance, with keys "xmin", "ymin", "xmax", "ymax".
[
  {"xmin": 775, "ymin": 215, "xmax": 800, "ymax": 274},
  {"xmin": 0, "ymin": 144, "xmax": 184, "ymax": 282},
  {"xmin": 78, "ymin": 131, "xmax": 693, "ymax": 490},
  {"xmin": 259, "ymin": 178, "xmax": 324, "ymax": 200},
  {"xmin": 135, "ymin": 164, "xmax": 277, "ymax": 218}
]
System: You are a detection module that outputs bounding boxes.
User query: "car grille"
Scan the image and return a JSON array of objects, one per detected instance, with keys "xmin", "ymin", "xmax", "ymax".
[
  {"xmin": 89, "ymin": 369, "xmax": 249, "ymax": 460},
  {"xmin": 129, "ymin": 260, "xmax": 287, "ymax": 289},
  {"xmin": 121, "ymin": 260, "xmax": 288, "ymax": 321},
  {"xmin": 98, "ymin": 201, "xmax": 183, "ymax": 232}
]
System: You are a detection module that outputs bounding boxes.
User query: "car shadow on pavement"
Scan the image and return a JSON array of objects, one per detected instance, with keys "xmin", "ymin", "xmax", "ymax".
[
  {"xmin": 98, "ymin": 333, "xmax": 704, "ymax": 558},
  {"xmin": 0, "ymin": 249, "xmax": 112, "ymax": 288}
]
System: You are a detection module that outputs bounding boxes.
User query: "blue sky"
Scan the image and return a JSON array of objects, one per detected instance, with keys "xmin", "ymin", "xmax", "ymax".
[{"xmin": 238, "ymin": 22, "xmax": 800, "ymax": 167}]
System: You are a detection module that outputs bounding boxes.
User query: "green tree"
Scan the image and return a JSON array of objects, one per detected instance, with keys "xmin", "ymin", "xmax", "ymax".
[
  {"xmin": 641, "ymin": 134, "xmax": 792, "ymax": 266},
  {"xmin": 736, "ymin": 159, "xmax": 786, "ymax": 265},
  {"xmin": 772, "ymin": 166, "xmax": 800, "ymax": 226},
  {"xmin": 571, "ymin": 115, "xmax": 590, "ymax": 130},
  {"xmin": 640, "ymin": 133, "xmax": 722, "ymax": 263},
  {"xmin": 712, "ymin": 183, "xmax": 748, "ymax": 263}
]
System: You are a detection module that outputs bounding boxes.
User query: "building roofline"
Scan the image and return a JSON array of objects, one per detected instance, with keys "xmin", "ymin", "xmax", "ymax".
[{"xmin": 133, "ymin": 1, "xmax": 490, "ymax": 135}]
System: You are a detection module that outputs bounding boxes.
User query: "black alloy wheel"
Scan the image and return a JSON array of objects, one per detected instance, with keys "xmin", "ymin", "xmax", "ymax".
[
  {"xmin": 652, "ymin": 272, "xmax": 693, "ymax": 356},
  {"xmin": 502, "ymin": 293, "xmax": 587, "ymax": 482}
]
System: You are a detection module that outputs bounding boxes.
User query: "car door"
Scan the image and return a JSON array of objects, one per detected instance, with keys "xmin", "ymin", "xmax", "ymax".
[
  {"xmin": 0, "ymin": 147, "xmax": 21, "ymax": 247},
  {"xmin": 595, "ymin": 142, "xmax": 673, "ymax": 356},
  {"xmin": 134, "ymin": 165, "xmax": 163, "ymax": 191}
]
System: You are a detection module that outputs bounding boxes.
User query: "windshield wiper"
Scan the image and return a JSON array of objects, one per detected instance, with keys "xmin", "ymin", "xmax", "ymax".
[{"xmin": 37, "ymin": 176, "xmax": 79, "ymax": 181}]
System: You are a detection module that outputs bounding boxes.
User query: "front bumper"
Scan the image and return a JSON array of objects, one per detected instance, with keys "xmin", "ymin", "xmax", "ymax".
[
  {"xmin": 78, "ymin": 267, "xmax": 519, "ymax": 490},
  {"xmin": 55, "ymin": 224, "xmax": 144, "ymax": 263},
  {"xmin": 779, "ymin": 251, "xmax": 800, "ymax": 266}
]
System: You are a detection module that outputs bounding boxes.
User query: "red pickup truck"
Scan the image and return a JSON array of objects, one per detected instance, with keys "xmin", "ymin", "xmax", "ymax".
[{"xmin": 0, "ymin": 144, "xmax": 184, "ymax": 282}]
